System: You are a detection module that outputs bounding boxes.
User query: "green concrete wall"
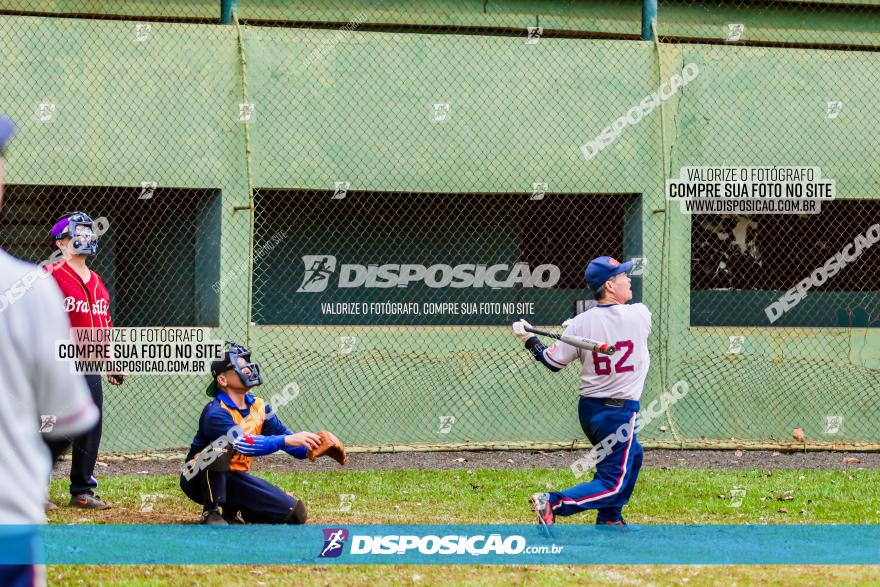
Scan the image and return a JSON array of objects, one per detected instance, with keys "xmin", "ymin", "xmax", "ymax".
[
  {"xmin": 5, "ymin": 1, "xmax": 880, "ymax": 45},
  {"xmin": 0, "ymin": 11, "xmax": 877, "ymax": 452}
]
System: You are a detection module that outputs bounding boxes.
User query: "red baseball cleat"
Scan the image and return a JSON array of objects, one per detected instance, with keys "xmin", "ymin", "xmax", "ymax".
[{"xmin": 596, "ymin": 518, "xmax": 639, "ymax": 532}]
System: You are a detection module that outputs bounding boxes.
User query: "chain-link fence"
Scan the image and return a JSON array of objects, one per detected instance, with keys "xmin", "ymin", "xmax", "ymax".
[{"xmin": 0, "ymin": 1, "xmax": 877, "ymax": 453}]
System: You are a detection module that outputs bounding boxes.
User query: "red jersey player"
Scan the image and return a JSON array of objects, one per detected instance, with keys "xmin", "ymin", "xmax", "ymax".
[{"xmin": 45, "ymin": 211, "xmax": 123, "ymax": 510}]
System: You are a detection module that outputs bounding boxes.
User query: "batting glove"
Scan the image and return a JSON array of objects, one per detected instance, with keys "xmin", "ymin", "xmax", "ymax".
[
  {"xmin": 232, "ymin": 434, "xmax": 286, "ymax": 457},
  {"xmin": 512, "ymin": 319, "xmax": 535, "ymax": 343}
]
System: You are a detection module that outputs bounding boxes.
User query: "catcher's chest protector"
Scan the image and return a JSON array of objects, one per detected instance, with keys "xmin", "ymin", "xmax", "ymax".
[{"xmin": 220, "ymin": 397, "xmax": 267, "ymax": 472}]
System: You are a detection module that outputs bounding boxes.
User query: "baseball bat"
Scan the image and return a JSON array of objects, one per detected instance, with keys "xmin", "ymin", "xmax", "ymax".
[{"xmin": 524, "ymin": 326, "xmax": 616, "ymax": 355}]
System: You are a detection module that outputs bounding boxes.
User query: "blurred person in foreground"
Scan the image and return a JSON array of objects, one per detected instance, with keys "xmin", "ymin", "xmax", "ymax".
[{"xmin": 0, "ymin": 117, "xmax": 99, "ymax": 585}]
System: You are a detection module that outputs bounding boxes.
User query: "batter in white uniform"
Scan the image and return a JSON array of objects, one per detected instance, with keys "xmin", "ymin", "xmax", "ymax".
[{"xmin": 513, "ymin": 256, "xmax": 651, "ymax": 531}]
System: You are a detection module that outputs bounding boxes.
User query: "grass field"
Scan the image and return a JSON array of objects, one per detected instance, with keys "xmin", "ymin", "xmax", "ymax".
[{"xmin": 46, "ymin": 466, "xmax": 880, "ymax": 585}]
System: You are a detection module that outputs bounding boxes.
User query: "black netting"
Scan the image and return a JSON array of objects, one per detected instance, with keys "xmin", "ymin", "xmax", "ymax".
[{"xmin": 0, "ymin": 1, "xmax": 876, "ymax": 452}]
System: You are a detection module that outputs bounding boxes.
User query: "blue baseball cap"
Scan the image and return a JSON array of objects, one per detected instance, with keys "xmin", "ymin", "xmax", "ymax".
[
  {"xmin": 584, "ymin": 256, "xmax": 633, "ymax": 291},
  {"xmin": 0, "ymin": 115, "xmax": 16, "ymax": 154}
]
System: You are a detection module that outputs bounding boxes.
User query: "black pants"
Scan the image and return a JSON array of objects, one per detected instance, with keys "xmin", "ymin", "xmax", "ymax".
[
  {"xmin": 69, "ymin": 374, "xmax": 103, "ymax": 496},
  {"xmin": 179, "ymin": 469, "xmax": 300, "ymax": 524}
]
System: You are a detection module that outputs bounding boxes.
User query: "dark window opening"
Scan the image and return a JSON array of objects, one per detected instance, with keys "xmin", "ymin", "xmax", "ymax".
[
  {"xmin": 0, "ymin": 185, "xmax": 221, "ymax": 327},
  {"xmin": 691, "ymin": 201, "xmax": 880, "ymax": 327},
  {"xmin": 253, "ymin": 190, "xmax": 641, "ymax": 325}
]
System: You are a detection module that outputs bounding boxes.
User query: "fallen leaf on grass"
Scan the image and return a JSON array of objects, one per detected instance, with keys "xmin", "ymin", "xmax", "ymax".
[{"xmin": 777, "ymin": 490, "xmax": 795, "ymax": 501}]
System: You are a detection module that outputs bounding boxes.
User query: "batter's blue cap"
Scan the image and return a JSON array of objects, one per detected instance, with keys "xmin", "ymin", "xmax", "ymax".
[
  {"xmin": 584, "ymin": 256, "xmax": 633, "ymax": 291},
  {"xmin": 0, "ymin": 115, "xmax": 16, "ymax": 155}
]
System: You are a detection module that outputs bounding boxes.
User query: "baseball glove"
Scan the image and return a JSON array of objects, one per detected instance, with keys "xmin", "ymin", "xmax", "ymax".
[{"xmin": 307, "ymin": 430, "xmax": 348, "ymax": 465}]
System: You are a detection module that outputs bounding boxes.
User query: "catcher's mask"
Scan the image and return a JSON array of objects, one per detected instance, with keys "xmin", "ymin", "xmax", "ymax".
[
  {"xmin": 206, "ymin": 341, "xmax": 263, "ymax": 397},
  {"xmin": 51, "ymin": 211, "xmax": 99, "ymax": 256}
]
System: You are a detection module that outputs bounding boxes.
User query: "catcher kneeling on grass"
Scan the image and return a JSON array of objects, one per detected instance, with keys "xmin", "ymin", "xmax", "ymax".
[{"xmin": 180, "ymin": 341, "xmax": 347, "ymax": 525}]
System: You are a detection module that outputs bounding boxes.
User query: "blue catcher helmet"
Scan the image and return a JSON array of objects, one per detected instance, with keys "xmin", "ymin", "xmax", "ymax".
[{"xmin": 205, "ymin": 341, "xmax": 263, "ymax": 397}]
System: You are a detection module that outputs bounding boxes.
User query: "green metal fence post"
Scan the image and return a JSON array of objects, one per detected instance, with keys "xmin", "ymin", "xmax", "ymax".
[
  {"xmin": 221, "ymin": 0, "xmax": 238, "ymax": 24},
  {"xmin": 642, "ymin": 0, "xmax": 657, "ymax": 41}
]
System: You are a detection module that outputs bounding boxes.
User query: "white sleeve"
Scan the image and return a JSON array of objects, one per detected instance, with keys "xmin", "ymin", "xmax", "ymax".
[
  {"xmin": 543, "ymin": 324, "xmax": 580, "ymax": 369},
  {"xmin": 23, "ymin": 278, "xmax": 98, "ymax": 439},
  {"xmin": 633, "ymin": 303, "xmax": 652, "ymax": 335}
]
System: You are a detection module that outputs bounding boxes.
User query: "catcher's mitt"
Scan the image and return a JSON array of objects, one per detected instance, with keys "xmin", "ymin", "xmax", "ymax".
[{"xmin": 307, "ymin": 430, "xmax": 348, "ymax": 465}]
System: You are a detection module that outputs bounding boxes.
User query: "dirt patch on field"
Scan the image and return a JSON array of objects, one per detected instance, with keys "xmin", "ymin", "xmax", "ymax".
[{"xmin": 51, "ymin": 449, "xmax": 880, "ymax": 479}]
